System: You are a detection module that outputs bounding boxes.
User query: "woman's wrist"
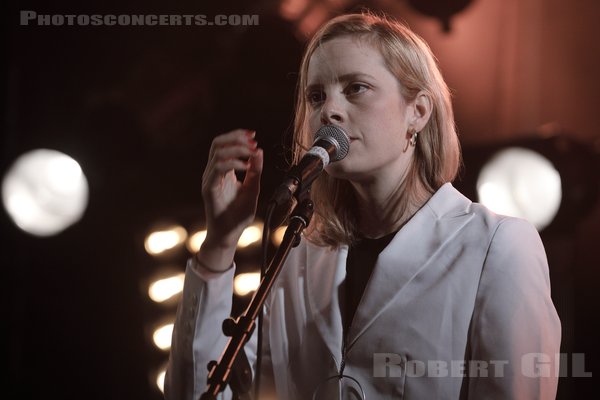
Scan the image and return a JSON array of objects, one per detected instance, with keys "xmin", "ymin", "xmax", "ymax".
[
  {"xmin": 194, "ymin": 238, "xmax": 237, "ymax": 273},
  {"xmin": 194, "ymin": 251, "xmax": 234, "ymax": 273}
]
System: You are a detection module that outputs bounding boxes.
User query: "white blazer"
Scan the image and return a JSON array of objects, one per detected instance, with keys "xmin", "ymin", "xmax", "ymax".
[{"xmin": 165, "ymin": 183, "xmax": 561, "ymax": 399}]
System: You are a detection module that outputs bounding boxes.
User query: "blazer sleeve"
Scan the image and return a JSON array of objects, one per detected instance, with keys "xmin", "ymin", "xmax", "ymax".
[
  {"xmin": 164, "ymin": 258, "xmax": 271, "ymax": 400},
  {"xmin": 164, "ymin": 258, "xmax": 238, "ymax": 400},
  {"xmin": 467, "ymin": 217, "xmax": 561, "ymax": 400}
]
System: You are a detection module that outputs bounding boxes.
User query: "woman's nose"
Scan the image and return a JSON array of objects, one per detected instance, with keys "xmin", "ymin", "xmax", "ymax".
[{"xmin": 320, "ymin": 97, "xmax": 344, "ymax": 125}]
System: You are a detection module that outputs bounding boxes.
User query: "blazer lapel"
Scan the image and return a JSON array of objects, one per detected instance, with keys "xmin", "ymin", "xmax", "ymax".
[
  {"xmin": 346, "ymin": 183, "xmax": 473, "ymax": 349},
  {"xmin": 304, "ymin": 240, "xmax": 348, "ymax": 367}
]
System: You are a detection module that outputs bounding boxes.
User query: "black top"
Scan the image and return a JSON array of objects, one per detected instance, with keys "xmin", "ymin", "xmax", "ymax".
[{"xmin": 343, "ymin": 231, "xmax": 397, "ymax": 335}]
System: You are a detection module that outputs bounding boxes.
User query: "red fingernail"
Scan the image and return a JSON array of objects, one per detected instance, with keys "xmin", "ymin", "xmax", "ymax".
[
  {"xmin": 248, "ymin": 138, "xmax": 258, "ymax": 148},
  {"xmin": 245, "ymin": 130, "xmax": 256, "ymax": 138}
]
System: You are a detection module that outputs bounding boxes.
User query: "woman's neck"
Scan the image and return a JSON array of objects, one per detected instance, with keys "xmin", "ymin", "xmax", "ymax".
[{"xmin": 350, "ymin": 173, "xmax": 431, "ymax": 239}]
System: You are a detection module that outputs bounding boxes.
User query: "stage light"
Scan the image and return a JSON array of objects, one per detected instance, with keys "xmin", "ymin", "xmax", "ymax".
[
  {"xmin": 187, "ymin": 229, "xmax": 207, "ymax": 253},
  {"xmin": 237, "ymin": 223, "xmax": 263, "ymax": 248},
  {"xmin": 144, "ymin": 226, "xmax": 187, "ymax": 255},
  {"xmin": 148, "ymin": 273, "xmax": 185, "ymax": 303},
  {"xmin": 458, "ymin": 131, "xmax": 599, "ymax": 234},
  {"xmin": 186, "ymin": 223, "xmax": 263, "ymax": 254},
  {"xmin": 2, "ymin": 149, "xmax": 89, "ymax": 236},
  {"xmin": 156, "ymin": 367, "xmax": 166, "ymax": 393},
  {"xmin": 152, "ymin": 323, "xmax": 174, "ymax": 350},
  {"xmin": 272, "ymin": 226, "xmax": 287, "ymax": 246},
  {"xmin": 234, "ymin": 272, "xmax": 260, "ymax": 296},
  {"xmin": 476, "ymin": 147, "xmax": 562, "ymax": 230}
]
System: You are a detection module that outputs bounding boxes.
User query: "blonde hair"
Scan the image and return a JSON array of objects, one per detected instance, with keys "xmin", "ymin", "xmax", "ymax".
[{"xmin": 291, "ymin": 12, "xmax": 461, "ymax": 247}]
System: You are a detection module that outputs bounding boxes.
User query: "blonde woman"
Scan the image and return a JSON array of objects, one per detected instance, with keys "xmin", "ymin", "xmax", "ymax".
[{"xmin": 166, "ymin": 13, "xmax": 561, "ymax": 399}]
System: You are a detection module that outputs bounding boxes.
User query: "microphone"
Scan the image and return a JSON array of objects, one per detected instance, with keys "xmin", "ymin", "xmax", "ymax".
[{"xmin": 270, "ymin": 125, "xmax": 350, "ymax": 208}]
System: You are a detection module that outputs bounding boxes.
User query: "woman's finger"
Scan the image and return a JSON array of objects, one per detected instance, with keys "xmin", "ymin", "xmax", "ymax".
[
  {"xmin": 213, "ymin": 143, "xmax": 257, "ymax": 161},
  {"xmin": 241, "ymin": 148, "xmax": 263, "ymax": 193},
  {"xmin": 209, "ymin": 129, "xmax": 255, "ymax": 159},
  {"xmin": 212, "ymin": 158, "xmax": 251, "ymax": 174}
]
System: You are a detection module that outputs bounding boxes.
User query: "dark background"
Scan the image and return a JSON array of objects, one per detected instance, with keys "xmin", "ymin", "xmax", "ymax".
[{"xmin": 2, "ymin": 0, "xmax": 598, "ymax": 399}]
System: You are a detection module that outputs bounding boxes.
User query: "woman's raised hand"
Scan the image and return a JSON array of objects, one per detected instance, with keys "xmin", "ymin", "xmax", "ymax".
[{"xmin": 197, "ymin": 129, "xmax": 263, "ymax": 272}]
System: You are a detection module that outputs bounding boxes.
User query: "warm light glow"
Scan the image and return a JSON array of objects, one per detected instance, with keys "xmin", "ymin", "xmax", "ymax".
[
  {"xmin": 145, "ymin": 226, "xmax": 187, "ymax": 255},
  {"xmin": 148, "ymin": 273, "xmax": 185, "ymax": 303},
  {"xmin": 153, "ymin": 323, "xmax": 174, "ymax": 350},
  {"xmin": 187, "ymin": 229, "xmax": 207, "ymax": 253},
  {"xmin": 477, "ymin": 147, "xmax": 562, "ymax": 230},
  {"xmin": 156, "ymin": 368, "xmax": 166, "ymax": 393},
  {"xmin": 279, "ymin": 0, "xmax": 307, "ymax": 20},
  {"xmin": 234, "ymin": 272, "xmax": 261, "ymax": 296},
  {"xmin": 297, "ymin": 3, "xmax": 329, "ymax": 38},
  {"xmin": 237, "ymin": 224, "xmax": 263, "ymax": 248},
  {"xmin": 272, "ymin": 226, "xmax": 288, "ymax": 246},
  {"xmin": 2, "ymin": 149, "xmax": 89, "ymax": 236},
  {"xmin": 186, "ymin": 223, "xmax": 262, "ymax": 253}
]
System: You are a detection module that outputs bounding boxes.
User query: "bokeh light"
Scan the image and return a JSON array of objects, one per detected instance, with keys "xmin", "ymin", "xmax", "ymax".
[
  {"xmin": 186, "ymin": 229, "xmax": 207, "ymax": 253},
  {"xmin": 2, "ymin": 149, "xmax": 89, "ymax": 236},
  {"xmin": 477, "ymin": 147, "xmax": 562, "ymax": 230},
  {"xmin": 148, "ymin": 273, "xmax": 185, "ymax": 303},
  {"xmin": 145, "ymin": 226, "xmax": 187, "ymax": 255},
  {"xmin": 156, "ymin": 367, "xmax": 166, "ymax": 393},
  {"xmin": 233, "ymin": 272, "xmax": 261, "ymax": 296},
  {"xmin": 237, "ymin": 223, "xmax": 263, "ymax": 248},
  {"xmin": 152, "ymin": 323, "xmax": 174, "ymax": 351},
  {"xmin": 271, "ymin": 226, "xmax": 288, "ymax": 246}
]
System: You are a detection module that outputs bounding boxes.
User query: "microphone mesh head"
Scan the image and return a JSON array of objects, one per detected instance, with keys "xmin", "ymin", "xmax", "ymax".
[{"xmin": 314, "ymin": 125, "xmax": 350, "ymax": 162}]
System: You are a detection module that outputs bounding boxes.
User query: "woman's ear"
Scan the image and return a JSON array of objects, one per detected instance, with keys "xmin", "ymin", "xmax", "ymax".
[{"xmin": 410, "ymin": 91, "xmax": 433, "ymax": 132}]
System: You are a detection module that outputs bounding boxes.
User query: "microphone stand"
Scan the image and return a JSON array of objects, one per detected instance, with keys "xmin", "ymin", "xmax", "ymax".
[{"xmin": 200, "ymin": 197, "xmax": 314, "ymax": 400}]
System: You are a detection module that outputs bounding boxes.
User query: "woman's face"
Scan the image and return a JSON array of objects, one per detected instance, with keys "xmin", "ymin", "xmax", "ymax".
[{"xmin": 306, "ymin": 36, "xmax": 417, "ymax": 182}]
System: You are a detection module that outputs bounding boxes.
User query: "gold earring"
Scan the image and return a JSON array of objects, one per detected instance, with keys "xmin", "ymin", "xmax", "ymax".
[{"xmin": 410, "ymin": 130, "xmax": 418, "ymax": 147}]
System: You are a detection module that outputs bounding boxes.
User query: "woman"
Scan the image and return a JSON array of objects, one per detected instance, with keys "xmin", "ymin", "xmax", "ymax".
[{"xmin": 166, "ymin": 13, "xmax": 561, "ymax": 399}]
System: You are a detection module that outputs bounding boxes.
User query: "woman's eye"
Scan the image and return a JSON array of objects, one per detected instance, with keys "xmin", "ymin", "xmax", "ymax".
[
  {"xmin": 307, "ymin": 91, "xmax": 325, "ymax": 105},
  {"xmin": 345, "ymin": 83, "xmax": 368, "ymax": 95}
]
